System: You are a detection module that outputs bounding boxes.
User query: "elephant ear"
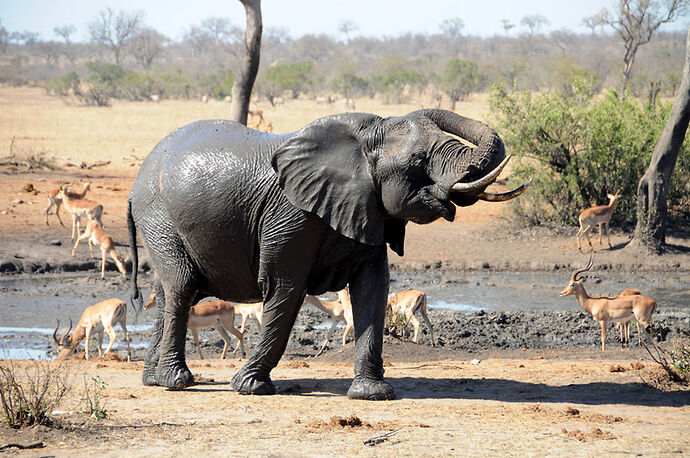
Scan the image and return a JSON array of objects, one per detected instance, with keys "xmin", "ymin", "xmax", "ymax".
[
  {"xmin": 272, "ymin": 114, "xmax": 386, "ymax": 246},
  {"xmin": 384, "ymin": 219, "xmax": 407, "ymax": 256}
]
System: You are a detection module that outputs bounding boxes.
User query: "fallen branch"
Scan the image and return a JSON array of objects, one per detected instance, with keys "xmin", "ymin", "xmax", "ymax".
[
  {"xmin": 363, "ymin": 427, "xmax": 403, "ymax": 446},
  {"xmin": 64, "ymin": 160, "xmax": 111, "ymax": 169},
  {"xmin": 0, "ymin": 442, "xmax": 45, "ymax": 451}
]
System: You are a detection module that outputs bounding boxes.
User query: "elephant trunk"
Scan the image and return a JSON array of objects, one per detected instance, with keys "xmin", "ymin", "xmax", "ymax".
[
  {"xmin": 412, "ymin": 109, "xmax": 506, "ymax": 184},
  {"xmin": 413, "ymin": 109, "xmax": 531, "ymax": 204}
]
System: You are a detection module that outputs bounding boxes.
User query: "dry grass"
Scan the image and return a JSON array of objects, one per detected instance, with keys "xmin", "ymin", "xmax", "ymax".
[{"xmin": 0, "ymin": 86, "xmax": 490, "ymax": 173}]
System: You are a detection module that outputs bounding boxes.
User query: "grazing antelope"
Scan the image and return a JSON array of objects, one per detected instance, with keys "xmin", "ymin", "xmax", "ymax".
[
  {"xmin": 303, "ymin": 289, "xmax": 353, "ymax": 356},
  {"xmin": 45, "ymin": 181, "xmax": 91, "ymax": 227},
  {"xmin": 188, "ymin": 301, "xmax": 246, "ymax": 359},
  {"xmin": 559, "ymin": 255, "xmax": 657, "ymax": 351},
  {"xmin": 576, "ymin": 192, "xmax": 621, "ymax": 251},
  {"xmin": 56, "ymin": 188, "xmax": 104, "ymax": 240},
  {"xmin": 53, "ymin": 298, "xmax": 132, "ymax": 360},
  {"xmin": 143, "ymin": 293, "xmax": 246, "ymax": 359},
  {"xmin": 72, "ymin": 220, "xmax": 127, "ymax": 278},
  {"xmin": 386, "ymin": 289, "xmax": 435, "ymax": 346}
]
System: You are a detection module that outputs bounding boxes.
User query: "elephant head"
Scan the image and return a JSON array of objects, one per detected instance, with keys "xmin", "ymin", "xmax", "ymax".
[{"xmin": 272, "ymin": 109, "xmax": 529, "ymax": 255}]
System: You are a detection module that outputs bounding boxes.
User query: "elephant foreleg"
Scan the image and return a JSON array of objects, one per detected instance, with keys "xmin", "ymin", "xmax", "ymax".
[
  {"xmin": 232, "ymin": 285, "xmax": 306, "ymax": 395},
  {"xmin": 347, "ymin": 250, "xmax": 395, "ymax": 401}
]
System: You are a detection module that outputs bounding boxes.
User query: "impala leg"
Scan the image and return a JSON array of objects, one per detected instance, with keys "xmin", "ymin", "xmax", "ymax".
[
  {"xmin": 606, "ymin": 222, "xmax": 612, "ymax": 248},
  {"xmin": 100, "ymin": 248, "xmax": 107, "ymax": 278},
  {"xmin": 316, "ymin": 318, "xmax": 338, "ymax": 357},
  {"xmin": 220, "ymin": 315, "xmax": 245, "ymax": 358},
  {"xmin": 84, "ymin": 326, "xmax": 91, "ymax": 360},
  {"xmin": 420, "ymin": 308, "xmax": 435, "ymax": 347},
  {"xmin": 191, "ymin": 328, "xmax": 204, "ymax": 359},
  {"xmin": 103, "ymin": 325, "xmax": 118, "ymax": 355},
  {"xmin": 600, "ymin": 321, "xmax": 607, "ymax": 352},
  {"xmin": 214, "ymin": 324, "xmax": 233, "ymax": 359},
  {"xmin": 341, "ymin": 321, "xmax": 353, "ymax": 346},
  {"xmin": 97, "ymin": 330, "xmax": 104, "ymax": 356},
  {"xmin": 409, "ymin": 314, "xmax": 421, "ymax": 343}
]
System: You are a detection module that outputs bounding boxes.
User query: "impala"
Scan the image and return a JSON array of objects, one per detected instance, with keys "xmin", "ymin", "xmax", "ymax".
[
  {"xmin": 45, "ymin": 181, "xmax": 91, "ymax": 227},
  {"xmin": 386, "ymin": 289, "xmax": 435, "ymax": 346},
  {"xmin": 71, "ymin": 219, "xmax": 127, "ymax": 278},
  {"xmin": 143, "ymin": 293, "xmax": 246, "ymax": 359},
  {"xmin": 53, "ymin": 298, "xmax": 132, "ymax": 360},
  {"xmin": 188, "ymin": 300, "xmax": 246, "ymax": 359},
  {"xmin": 56, "ymin": 187, "xmax": 104, "ymax": 240},
  {"xmin": 559, "ymin": 255, "xmax": 657, "ymax": 351},
  {"xmin": 576, "ymin": 192, "xmax": 620, "ymax": 251},
  {"xmin": 231, "ymin": 301, "xmax": 263, "ymax": 355},
  {"xmin": 303, "ymin": 289, "xmax": 353, "ymax": 356}
]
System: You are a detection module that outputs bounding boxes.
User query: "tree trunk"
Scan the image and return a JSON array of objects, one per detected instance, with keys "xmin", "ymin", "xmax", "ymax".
[
  {"xmin": 229, "ymin": 0, "xmax": 262, "ymax": 125},
  {"xmin": 632, "ymin": 26, "xmax": 690, "ymax": 253}
]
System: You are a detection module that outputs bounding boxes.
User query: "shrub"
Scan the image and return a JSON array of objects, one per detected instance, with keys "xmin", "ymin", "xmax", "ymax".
[
  {"xmin": 81, "ymin": 375, "xmax": 107, "ymax": 420},
  {"xmin": 489, "ymin": 74, "xmax": 690, "ymax": 228},
  {"xmin": 0, "ymin": 360, "xmax": 72, "ymax": 428},
  {"xmin": 263, "ymin": 60, "xmax": 314, "ymax": 99},
  {"xmin": 440, "ymin": 58, "xmax": 482, "ymax": 109},
  {"xmin": 80, "ymin": 60, "xmax": 126, "ymax": 106}
]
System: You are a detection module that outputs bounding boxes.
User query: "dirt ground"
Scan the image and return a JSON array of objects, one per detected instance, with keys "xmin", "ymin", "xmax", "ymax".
[
  {"xmin": 1, "ymin": 353, "xmax": 688, "ymax": 456},
  {"xmin": 1, "ymin": 88, "xmax": 689, "ymax": 456}
]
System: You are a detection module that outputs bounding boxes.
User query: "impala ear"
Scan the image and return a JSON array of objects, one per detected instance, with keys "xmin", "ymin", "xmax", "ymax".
[{"xmin": 272, "ymin": 114, "xmax": 386, "ymax": 245}]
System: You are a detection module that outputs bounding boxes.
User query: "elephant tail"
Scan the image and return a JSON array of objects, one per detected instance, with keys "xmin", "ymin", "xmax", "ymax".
[{"xmin": 127, "ymin": 197, "xmax": 143, "ymax": 315}]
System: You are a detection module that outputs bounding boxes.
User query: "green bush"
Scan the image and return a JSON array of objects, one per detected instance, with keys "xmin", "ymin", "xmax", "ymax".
[
  {"xmin": 489, "ymin": 74, "xmax": 690, "ymax": 228},
  {"xmin": 375, "ymin": 55, "xmax": 427, "ymax": 104},
  {"xmin": 80, "ymin": 60, "xmax": 126, "ymax": 106},
  {"xmin": 440, "ymin": 58, "xmax": 482, "ymax": 109},
  {"xmin": 46, "ymin": 71, "xmax": 80, "ymax": 96},
  {"xmin": 263, "ymin": 60, "xmax": 314, "ymax": 99},
  {"xmin": 199, "ymin": 68, "xmax": 235, "ymax": 100}
]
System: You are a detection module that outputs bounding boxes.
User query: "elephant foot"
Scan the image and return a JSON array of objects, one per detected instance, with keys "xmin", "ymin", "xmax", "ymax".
[
  {"xmin": 155, "ymin": 361, "xmax": 194, "ymax": 390},
  {"xmin": 347, "ymin": 377, "xmax": 395, "ymax": 401},
  {"xmin": 232, "ymin": 370, "xmax": 276, "ymax": 395},
  {"xmin": 142, "ymin": 366, "xmax": 160, "ymax": 386}
]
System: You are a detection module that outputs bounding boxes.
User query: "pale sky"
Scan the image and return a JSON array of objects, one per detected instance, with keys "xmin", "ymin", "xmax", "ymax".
[{"xmin": 1, "ymin": 0, "xmax": 689, "ymax": 42}]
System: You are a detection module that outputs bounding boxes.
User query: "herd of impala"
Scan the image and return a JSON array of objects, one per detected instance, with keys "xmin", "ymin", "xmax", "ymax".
[{"xmin": 45, "ymin": 180, "xmax": 656, "ymax": 361}]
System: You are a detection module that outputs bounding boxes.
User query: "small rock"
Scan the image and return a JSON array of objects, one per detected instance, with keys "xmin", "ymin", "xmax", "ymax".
[
  {"xmin": 471, "ymin": 359, "xmax": 481, "ymax": 365},
  {"xmin": 50, "ymin": 240, "xmax": 62, "ymax": 246},
  {"xmin": 22, "ymin": 183, "xmax": 35, "ymax": 193},
  {"xmin": 13, "ymin": 198, "xmax": 23, "ymax": 204}
]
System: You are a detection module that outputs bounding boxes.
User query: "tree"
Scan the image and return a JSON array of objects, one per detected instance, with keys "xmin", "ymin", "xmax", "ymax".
[
  {"xmin": 338, "ymin": 19, "xmax": 358, "ymax": 43},
  {"xmin": 520, "ymin": 14, "xmax": 549, "ymax": 35},
  {"xmin": 229, "ymin": 0, "xmax": 262, "ymax": 125},
  {"xmin": 441, "ymin": 58, "xmax": 481, "ymax": 109},
  {"xmin": 263, "ymin": 60, "xmax": 314, "ymax": 99},
  {"xmin": 183, "ymin": 26, "xmax": 213, "ymax": 57},
  {"xmin": 88, "ymin": 7, "xmax": 143, "ymax": 64},
  {"xmin": 440, "ymin": 18, "xmax": 465, "ymax": 39},
  {"xmin": 0, "ymin": 20, "xmax": 8, "ymax": 53},
  {"xmin": 53, "ymin": 25, "xmax": 76, "ymax": 43},
  {"xmin": 501, "ymin": 19, "xmax": 515, "ymax": 36},
  {"xmin": 131, "ymin": 28, "xmax": 167, "ymax": 68},
  {"xmin": 632, "ymin": 26, "xmax": 690, "ymax": 253},
  {"xmin": 595, "ymin": 0, "xmax": 690, "ymax": 95}
]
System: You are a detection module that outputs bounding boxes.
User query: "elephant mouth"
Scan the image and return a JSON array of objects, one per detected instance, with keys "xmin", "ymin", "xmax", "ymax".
[{"xmin": 450, "ymin": 155, "xmax": 532, "ymax": 202}]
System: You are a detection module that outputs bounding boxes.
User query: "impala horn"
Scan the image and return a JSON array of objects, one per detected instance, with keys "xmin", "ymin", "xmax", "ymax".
[{"xmin": 572, "ymin": 254, "xmax": 594, "ymax": 282}]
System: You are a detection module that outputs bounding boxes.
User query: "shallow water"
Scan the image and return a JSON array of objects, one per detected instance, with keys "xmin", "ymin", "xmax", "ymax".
[{"xmin": 0, "ymin": 271, "xmax": 688, "ymax": 360}]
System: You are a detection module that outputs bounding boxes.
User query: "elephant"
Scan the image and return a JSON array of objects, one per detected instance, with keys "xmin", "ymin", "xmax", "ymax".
[{"xmin": 127, "ymin": 109, "xmax": 529, "ymax": 400}]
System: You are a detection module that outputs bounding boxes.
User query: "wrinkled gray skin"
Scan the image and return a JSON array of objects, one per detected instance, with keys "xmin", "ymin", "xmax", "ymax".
[{"xmin": 128, "ymin": 109, "xmax": 506, "ymax": 400}]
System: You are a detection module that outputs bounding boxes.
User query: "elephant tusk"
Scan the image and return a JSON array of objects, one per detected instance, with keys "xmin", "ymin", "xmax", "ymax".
[
  {"xmin": 451, "ymin": 155, "xmax": 511, "ymax": 194},
  {"xmin": 476, "ymin": 178, "xmax": 533, "ymax": 202}
]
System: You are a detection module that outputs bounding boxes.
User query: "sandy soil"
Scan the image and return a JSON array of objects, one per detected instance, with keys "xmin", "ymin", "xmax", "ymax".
[
  {"xmin": 1, "ymin": 88, "xmax": 689, "ymax": 456},
  {"xmin": 1, "ymin": 353, "xmax": 688, "ymax": 456}
]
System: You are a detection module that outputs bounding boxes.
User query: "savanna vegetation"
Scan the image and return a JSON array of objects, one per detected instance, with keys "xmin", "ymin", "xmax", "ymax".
[{"xmin": 1, "ymin": 2, "xmax": 689, "ymax": 235}]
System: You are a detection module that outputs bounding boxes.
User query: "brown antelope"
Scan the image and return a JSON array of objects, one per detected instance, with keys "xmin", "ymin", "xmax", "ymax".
[
  {"xmin": 231, "ymin": 302, "xmax": 263, "ymax": 355},
  {"xmin": 188, "ymin": 301, "xmax": 246, "ymax": 359},
  {"xmin": 53, "ymin": 298, "xmax": 132, "ymax": 360},
  {"xmin": 614, "ymin": 288, "xmax": 642, "ymax": 347},
  {"xmin": 45, "ymin": 181, "xmax": 91, "ymax": 227},
  {"xmin": 386, "ymin": 289, "xmax": 435, "ymax": 346},
  {"xmin": 560, "ymin": 255, "xmax": 657, "ymax": 351},
  {"xmin": 56, "ymin": 187, "xmax": 104, "ymax": 240},
  {"xmin": 143, "ymin": 293, "xmax": 246, "ymax": 359},
  {"xmin": 576, "ymin": 192, "xmax": 621, "ymax": 251},
  {"xmin": 303, "ymin": 289, "xmax": 353, "ymax": 356},
  {"xmin": 71, "ymin": 220, "xmax": 127, "ymax": 278}
]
